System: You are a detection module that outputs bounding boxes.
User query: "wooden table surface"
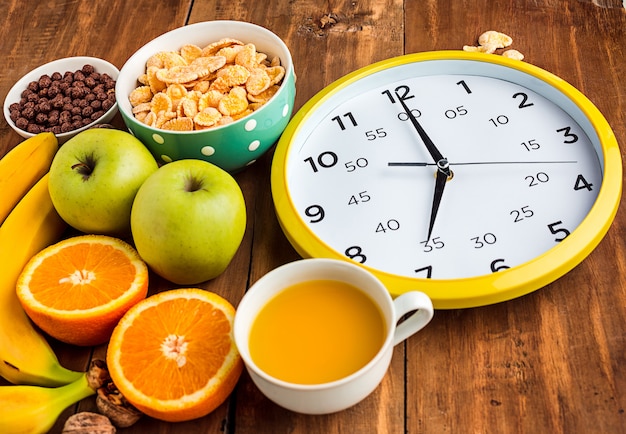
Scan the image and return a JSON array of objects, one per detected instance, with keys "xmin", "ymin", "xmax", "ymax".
[{"xmin": 1, "ymin": 1, "xmax": 625, "ymax": 433}]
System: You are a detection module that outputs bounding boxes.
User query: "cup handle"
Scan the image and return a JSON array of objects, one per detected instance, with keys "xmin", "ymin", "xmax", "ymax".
[{"xmin": 392, "ymin": 291, "xmax": 434, "ymax": 346}]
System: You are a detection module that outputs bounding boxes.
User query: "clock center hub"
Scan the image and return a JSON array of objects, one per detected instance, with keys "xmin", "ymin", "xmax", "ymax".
[{"xmin": 436, "ymin": 158, "xmax": 453, "ymax": 180}]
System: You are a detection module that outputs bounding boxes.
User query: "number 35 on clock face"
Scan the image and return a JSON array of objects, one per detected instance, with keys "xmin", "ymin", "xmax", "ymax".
[{"xmin": 271, "ymin": 51, "xmax": 622, "ymax": 308}]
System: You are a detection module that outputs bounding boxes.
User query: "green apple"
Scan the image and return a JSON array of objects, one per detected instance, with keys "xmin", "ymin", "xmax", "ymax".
[
  {"xmin": 130, "ymin": 159, "xmax": 247, "ymax": 284},
  {"xmin": 48, "ymin": 128, "xmax": 158, "ymax": 235}
]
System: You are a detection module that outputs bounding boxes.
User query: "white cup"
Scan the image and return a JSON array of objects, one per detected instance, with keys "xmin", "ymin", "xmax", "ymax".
[{"xmin": 233, "ymin": 258, "xmax": 434, "ymax": 414}]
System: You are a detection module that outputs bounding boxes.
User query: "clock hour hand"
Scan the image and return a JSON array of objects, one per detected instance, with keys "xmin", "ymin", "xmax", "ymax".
[
  {"xmin": 427, "ymin": 159, "xmax": 451, "ymax": 241},
  {"xmin": 397, "ymin": 96, "xmax": 448, "ymax": 171},
  {"xmin": 395, "ymin": 96, "xmax": 451, "ymax": 239}
]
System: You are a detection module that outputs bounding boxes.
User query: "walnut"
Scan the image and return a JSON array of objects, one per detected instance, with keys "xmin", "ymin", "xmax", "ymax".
[
  {"xmin": 95, "ymin": 382, "xmax": 142, "ymax": 428},
  {"xmin": 61, "ymin": 412, "xmax": 116, "ymax": 434}
]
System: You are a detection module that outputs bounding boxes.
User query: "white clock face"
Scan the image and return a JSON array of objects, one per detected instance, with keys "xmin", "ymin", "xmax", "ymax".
[{"xmin": 283, "ymin": 60, "xmax": 603, "ymax": 280}]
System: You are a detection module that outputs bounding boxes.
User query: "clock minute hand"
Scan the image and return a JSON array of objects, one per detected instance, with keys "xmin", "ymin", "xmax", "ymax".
[
  {"xmin": 397, "ymin": 96, "xmax": 447, "ymax": 170},
  {"xmin": 427, "ymin": 160, "xmax": 450, "ymax": 241},
  {"xmin": 388, "ymin": 160, "xmax": 578, "ymax": 167}
]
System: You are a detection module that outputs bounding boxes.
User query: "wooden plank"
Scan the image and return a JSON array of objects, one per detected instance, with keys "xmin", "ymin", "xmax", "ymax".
[
  {"xmin": 578, "ymin": 0, "xmax": 625, "ymax": 8},
  {"xmin": 0, "ymin": 0, "xmax": 192, "ymax": 155},
  {"xmin": 190, "ymin": 0, "xmax": 405, "ymax": 111},
  {"xmin": 404, "ymin": 1, "xmax": 626, "ymax": 433},
  {"xmin": 0, "ymin": 1, "xmax": 230, "ymax": 433},
  {"xmin": 1, "ymin": 1, "xmax": 624, "ymax": 433},
  {"xmin": 188, "ymin": 0, "xmax": 407, "ymax": 432}
]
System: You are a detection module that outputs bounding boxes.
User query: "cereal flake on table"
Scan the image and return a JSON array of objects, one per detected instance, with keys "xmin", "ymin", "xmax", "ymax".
[
  {"xmin": 463, "ymin": 30, "xmax": 524, "ymax": 60},
  {"xmin": 129, "ymin": 38, "xmax": 286, "ymax": 131}
]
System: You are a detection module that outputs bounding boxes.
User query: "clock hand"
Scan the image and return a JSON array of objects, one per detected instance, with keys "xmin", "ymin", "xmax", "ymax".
[
  {"xmin": 397, "ymin": 96, "xmax": 449, "ymax": 171},
  {"xmin": 388, "ymin": 160, "xmax": 578, "ymax": 167},
  {"xmin": 427, "ymin": 159, "xmax": 451, "ymax": 241},
  {"xmin": 395, "ymin": 96, "xmax": 453, "ymax": 239}
]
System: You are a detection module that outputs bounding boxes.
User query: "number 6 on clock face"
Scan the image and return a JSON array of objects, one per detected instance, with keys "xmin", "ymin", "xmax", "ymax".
[{"xmin": 271, "ymin": 51, "xmax": 622, "ymax": 309}]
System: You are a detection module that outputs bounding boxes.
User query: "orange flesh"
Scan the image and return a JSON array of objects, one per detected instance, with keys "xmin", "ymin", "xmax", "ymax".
[
  {"xmin": 117, "ymin": 298, "xmax": 232, "ymax": 400},
  {"xmin": 27, "ymin": 242, "xmax": 137, "ymax": 310}
]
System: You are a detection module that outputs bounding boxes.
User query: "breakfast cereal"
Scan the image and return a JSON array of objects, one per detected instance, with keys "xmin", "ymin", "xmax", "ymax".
[
  {"xmin": 9, "ymin": 64, "xmax": 116, "ymax": 134},
  {"xmin": 502, "ymin": 49, "xmax": 525, "ymax": 61},
  {"xmin": 129, "ymin": 37, "xmax": 285, "ymax": 131},
  {"xmin": 463, "ymin": 31, "xmax": 524, "ymax": 60}
]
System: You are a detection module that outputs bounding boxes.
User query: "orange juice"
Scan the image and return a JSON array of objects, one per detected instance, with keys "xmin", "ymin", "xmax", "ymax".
[{"xmin": 248, "ymin": 279, "xmax": 386, "ymax": 385}]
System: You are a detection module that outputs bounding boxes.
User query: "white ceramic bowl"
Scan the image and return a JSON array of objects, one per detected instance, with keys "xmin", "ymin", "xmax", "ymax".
[
  {"xmin": 115, "ymin": 20, "xmax": 296, "ymax": 173},
  {"xmin": 3, "ymin": 56, "xmax": 119, "ymax": 143}
]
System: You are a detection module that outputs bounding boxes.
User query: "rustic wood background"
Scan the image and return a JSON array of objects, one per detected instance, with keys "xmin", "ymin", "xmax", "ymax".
[{"xmin": 1, "ymin": 1, "xmax": 624, "ymax": 433}]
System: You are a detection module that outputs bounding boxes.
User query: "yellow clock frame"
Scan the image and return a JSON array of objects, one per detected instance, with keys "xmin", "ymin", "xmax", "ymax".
[{"xmin": 270, "ymin": 50, "xmax": 622, "ymax": 309}]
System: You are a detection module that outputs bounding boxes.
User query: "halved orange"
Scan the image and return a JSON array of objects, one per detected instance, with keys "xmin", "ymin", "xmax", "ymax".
[
  {"xmin": 106, "ymin": 288, "xmax": 243, "ymax": 422},
  {"xmin": 16, "ymin": 234, "xmax": 149, "ymax": 346}
]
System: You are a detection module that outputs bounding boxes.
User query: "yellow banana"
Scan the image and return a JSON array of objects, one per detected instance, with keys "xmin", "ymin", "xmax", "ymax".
[
  {"xmin": 0, "ymin": 173, "xmax": 82, "ymax": 386},
  {"xmin": 0, "ymin": 132, "xmax": 58, "ymax": 225},
  {"xmin": 0, "ymin": 372, "xmax": 95, "ymax": 434}
]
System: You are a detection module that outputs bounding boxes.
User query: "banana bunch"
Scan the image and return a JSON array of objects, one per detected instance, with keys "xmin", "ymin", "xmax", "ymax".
[
  {"xmin": 0, "ymin": 371, "xmax": 96, "ymax": 434},
  {"xmin": 0, "ymin": 132, "xmax": 58, "ymax": 225},
  {"xmin": 0, "ymin": 136, "xmax": 82, "ymax": 387}
]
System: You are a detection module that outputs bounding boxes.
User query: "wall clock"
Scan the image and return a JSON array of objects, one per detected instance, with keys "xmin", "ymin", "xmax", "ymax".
[{"xmin": 270, "ymin": 51, "xmax": 622, "ymax": 309}]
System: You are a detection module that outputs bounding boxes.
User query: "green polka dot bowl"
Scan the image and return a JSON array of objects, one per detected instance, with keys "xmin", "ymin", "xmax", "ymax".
[{"xmin": 116, "ymin": 20, "xmax": 295, "ymax": 173}]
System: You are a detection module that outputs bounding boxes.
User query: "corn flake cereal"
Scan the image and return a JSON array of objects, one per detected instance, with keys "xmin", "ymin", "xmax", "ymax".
[
  {"xmin": 218, "ymin": 86, "xmax": 248, "ymax": 116},
  {"xmin": 235, "ymin": 44, "xmax": 258, "ymax": 70},
  {"xmin": 478, "ymin": 31, "xmax": 513, "ymax": 49},
  {"xmin": 194, "ymin": 107, "xmax": 223, "ymax": 127},
  {"xmin": 269, "ymin": 56, "xmax": 281, "ymax": 67},
  {"xmin": 463, "ymin": 44, "xmax": 497, "ymax": 54},
  {"xmin": 217, "ymin": 65, "xmax": 251, "ymax": 87},
  {"xmin": 132, "ymin": 102, "xmax": 151, "ymax": 114},
  {"xmin": 190, "ymin": 55, "xmax": 227, "ymax": 77},
  {"xmin": 166, "ymin": 83, "xmax": 187, "ymax": 107},
  {"xmin": 198, "ymin": 90, "xmax": 224, "ymax": 111},
  {"xmin": 156, "ymin": 66, "xmax": 198, "ymax": 84},
  {"xmin": 216, "ymin": 45, "xmax": 245, "ymax": 63},
  {"xmin": 134, "ymin": 112, "xmax": 148, "ymax": 123},
  {"xmin": 129, "ymin": 37, "xmax": 285, "ymax": 131},
  {"xmin": 180, "ymin": 97, "xmax": 199, "ymax": 118},
  {"xmin": 162, "ymin": 117, "xmax": 194, "ymax": 131},
  {"xmin": 266, "ymin": 66, "xmax": 286, "ymax": 85},
  {"xmin": 143, "ymin": 111, "xmax": 157, "ymax": 127},
  {"xmin": 502, "ymin": 49, "xmax": 524, "ymax": 61},
  {"xmin": 248, "ymin": 84, "xmax": 280, "ymax": 104},
  {"xmin": 155, "ymin": 110, "xmax": 177, "ymax": 128},
  {"xmin": 129, "ymin": 86, "xmax": 153, "ymax": 106},
  {"xmin": 146, "ymin": 66, "xmax": 167, "ymax": 94},
  {"xmin": 463, "ymin": 31, "xmax": 523, "ymax": 60},
  {"xmin": 180, "ymin": 44, "xmax": 203, "ymax": 63},
  {"xmin": 201, "ymin": 38, "xmax": 244, "ymax": 56},
  {"xmin": 246, "ymin": 68, "xmax": 271, "ymax": 96},
  {"xmin": 150, "ymin": 93, "xmax": 173, "ymax": 114}
]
